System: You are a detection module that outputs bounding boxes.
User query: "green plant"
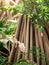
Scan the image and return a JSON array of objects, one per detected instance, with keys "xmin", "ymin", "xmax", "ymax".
[
  {"xmin": 0, "ymin": 20, "xmax": 17, "ymax": 36},
  {"xmin": 0, "ymin": 0, "xmax": 49, "ymax": 65},
  {"xmin": 0, "ymin": 42, "xmax": 5, "ymax": 50},
  {"xmin": 14, "ymin": 58, "xmax": 34, "ymax": 65},
  {"xmin": 0, "ymin": 0, "xmax": 49, "ymax": 31},
  {"xmin": 0, "ymin": 55, "xmax": 7, "ymax": 65}
]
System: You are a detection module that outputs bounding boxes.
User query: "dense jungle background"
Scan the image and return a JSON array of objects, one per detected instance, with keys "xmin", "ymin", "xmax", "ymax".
[{"xmin": 0, "ymin": 0, "xmax": 49, "ymax": 65}]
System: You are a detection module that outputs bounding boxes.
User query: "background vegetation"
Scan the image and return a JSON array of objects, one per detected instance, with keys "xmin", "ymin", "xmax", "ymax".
[{"xmin": 0, "ymin": 0, "xmax": 49, "ymax": 65}]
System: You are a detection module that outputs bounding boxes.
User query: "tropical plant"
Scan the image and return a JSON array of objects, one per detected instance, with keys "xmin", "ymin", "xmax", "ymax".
[{"xmin": 0, "ymin": 0, "xmax": 49, "ymax": 65}]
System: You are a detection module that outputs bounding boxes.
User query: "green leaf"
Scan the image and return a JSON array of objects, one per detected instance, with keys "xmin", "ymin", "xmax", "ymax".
[{"xmin": 0, "ymin": 42, "xmax": 5, "ymax": 50}]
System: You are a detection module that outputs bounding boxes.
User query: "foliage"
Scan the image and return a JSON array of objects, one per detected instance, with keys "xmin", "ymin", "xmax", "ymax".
[
  {"xmin": 14, "ymin": 58, "xmax": 34, "ymax": 65},
  {"xmin": 0, "ymin": 42, "xmax": 5, "ymax": 50},
  {"xmin": 0, "ymin": 55, "xmax": 7, "ymax": 65},
  {"xmin": 0, "ymin": 20, "xmax": 17, "ymax": 36},
  {"xmin": 0, "ymin": 0, "xmax": 49, "ymax": 65},
  {"xmin": 0, "ymin": 45, "xmax": 49, "ymax": 65},
  {"xmin": 0, "ymin": 0, "xmax": 49, "ymax": 31}
]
